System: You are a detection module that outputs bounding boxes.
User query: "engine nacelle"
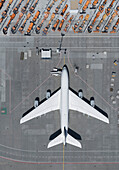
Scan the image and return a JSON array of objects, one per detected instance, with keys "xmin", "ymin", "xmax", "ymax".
[
  {"xmin": 34, "ymin": 97, "xmax": 40, "ymax": 108},
  {"xmin": 46, "ymin": 89, "xmax": 51, "ymax": 99},
  {"xmin": 78, "ymin": 89, "xmax": 83, "ymax": 99},
  {"xmin": 90, "ymin": 97, "xmax": 95, "ymax": 107}
]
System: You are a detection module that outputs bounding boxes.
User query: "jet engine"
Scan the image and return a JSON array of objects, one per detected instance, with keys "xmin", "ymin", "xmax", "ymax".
[
  {"xmin": 34, "ymin": 97, "xmax": 40, "ymax": 108},
  {"xmin": 46, "ymin": 89, "xmax": 51, "ymax": 99},
  {"xmin": 78, "ymin": 89, "xmax": 83, "ymax": 99},
  {"xmin": 90, "ymin": 97, "xmax": 95, "ymax": 107}
]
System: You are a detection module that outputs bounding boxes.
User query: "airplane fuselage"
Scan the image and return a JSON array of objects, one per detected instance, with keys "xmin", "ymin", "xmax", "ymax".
[
  {"xmin": 20, "ymin": 64, "xmax": 109, "ymax": 149},
  {"xmin": 60, "ymin": 65, "xmax": 69, "ymax": 145}
]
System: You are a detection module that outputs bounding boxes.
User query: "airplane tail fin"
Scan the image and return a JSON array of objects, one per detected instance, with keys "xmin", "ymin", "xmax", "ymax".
[{"xmin": 47, "ymin": 129, "xmax": 82, "ymax": 148}]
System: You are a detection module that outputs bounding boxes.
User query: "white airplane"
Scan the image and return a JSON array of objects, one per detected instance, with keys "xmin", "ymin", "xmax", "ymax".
[{"xmin": 20, "ymin": 65, "xmax": 109, "ymax": 148}]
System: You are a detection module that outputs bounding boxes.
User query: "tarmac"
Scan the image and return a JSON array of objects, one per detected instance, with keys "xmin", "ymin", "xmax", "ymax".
[
  {"xmin": 0, "ymin": 34, "xmax": 119, "ymax": 170},
  {"xmin": 0, "ymin": 0, "xmax": 119, "ymax": 169}
]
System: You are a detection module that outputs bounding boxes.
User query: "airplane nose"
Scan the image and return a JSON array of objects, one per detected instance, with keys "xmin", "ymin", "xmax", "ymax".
[
  {"xmin": 63, "ymin": 64, "xmax": 67, "ymax": 68},
  {"xmin": 63, "ymin": 65, "xmax": 68, "ymax": 71}
]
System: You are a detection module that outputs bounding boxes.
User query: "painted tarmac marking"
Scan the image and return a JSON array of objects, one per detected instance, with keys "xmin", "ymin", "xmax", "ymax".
[
  {"xmin": 63, "ymin": 145, "xmax": 64, "ymax": 170},
  {"xmin": 0, "ymin": 35, "xmax": 119, "ymax": 38},
  {"xmin": 10, "ymin": 52, "xmax": 62, "ymax": 113},
  {"xmin": 67, "ymin": 51, "xmax": 118, "ymax": 111},
  {"xmin": 64, "ymin": 56, "xmax": 65, "ymax": 64},
  {"xmin": 0, "ymin": 68, "xmax": 11, "ymax": 114}
]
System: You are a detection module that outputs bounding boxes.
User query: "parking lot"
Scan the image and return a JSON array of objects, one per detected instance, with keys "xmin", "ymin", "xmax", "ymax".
[{"xmin": 0, "ymin": 0, "xmax": 119, "ymax": 35}]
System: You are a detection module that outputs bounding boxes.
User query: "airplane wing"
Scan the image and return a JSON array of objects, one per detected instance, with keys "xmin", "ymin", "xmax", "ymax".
[
  {"xmin": 20, "ymin": 89, "xmax": 61, "ymax": 124},
  {"xmin": 69, "ymin": 90, "xmax": 109, "ymax": 124}
]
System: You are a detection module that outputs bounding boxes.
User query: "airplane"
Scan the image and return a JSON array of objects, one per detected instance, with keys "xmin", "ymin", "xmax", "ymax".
[{"xmin": 20, "ymin": 65, "xmax": 109, "ymax": 148}]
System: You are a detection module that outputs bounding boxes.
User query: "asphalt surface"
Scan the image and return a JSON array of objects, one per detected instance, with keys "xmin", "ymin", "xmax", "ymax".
[
  {"xmin": 0, "ymin": 3, "xmax": 119, "ymax": 170},
  {"xmin": 0, "ymin": 34, "xmax": 119, "ymax": 170}
]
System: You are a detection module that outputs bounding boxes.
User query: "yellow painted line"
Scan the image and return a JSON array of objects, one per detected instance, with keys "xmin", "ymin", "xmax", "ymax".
[
  {"xmin": 64, "ymin": 56, "xmax": 65, "ymax": 64},
  {"xmin": 63, "ymin": 144, "xmax": 64, "ymax": 170}
]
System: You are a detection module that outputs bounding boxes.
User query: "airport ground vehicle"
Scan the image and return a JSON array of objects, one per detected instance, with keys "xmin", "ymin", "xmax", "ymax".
[
  {"xmin": 26, "ymin": 10, "xmax": 40, "ymax": 35},
  {"xmin": 42, "ymin": 13, "xmax": 55, "ymax": 35},
  {"xmin": 26, "ymin": 22, "xmax": 34, "ymax": 35},
  {"xmin": 36, "ymin": 11, "xmax": 50, "ymax": 34},
  {"xmin": 52, "ymin": 19, "xmax": 60, "ymax": 31},
  {"xmin": 11, "ymin": 13, "xmax": 23, "ymax": 34},
  {"xmin": 0, "ymin": 0, "xmax": 13, "ymax": 24},
  {"xmin": 47, "ymin": 0, "xmax": 58, "ymax": 12},
  {"xmin": 63, "ymin": 23, "xmax": 69, "ymax": 32},
  {"xmin": 60, "ymin": 4, "xmax": 68, "ymax": 16},
  {"xmin": 87, "ymin": 0, "xmax": 107, "ymax": 33},
  {"xmin": 21, "ymin": 0, "xmax": 30, "ymax": 14},
  {"xmin": 110, "ymin": 18, "xmax": 119, "ymax": 33},
  {"xmin": 19, "ymin": 13, "xmax": 31, "ymax": 33},
  {"xmin": 55, "ymin": 0, "xmax": 64, "ymax": 13},
  {"xmin": 81, "ymin": 0, "xmax": 91, "ymax": 14},
  {"xmin": 72, "ymin": 15, "xmax": 83, "ymax": 32},
  {"xmin": 0, "ymin": 0, "xmax": 5, "ymax": 10},
  {"xmin": 3, "ymin": 0, "xmax": 24, "ymax": 34},
  {"xmin": 94, "ymin": 0, "xmax": 116, "ymax": 33},
  {"xmin": 13, "ymin": 0, "xmax": 24, "ymax": 14},
  {"xmin": 79, "ymin": 0, "xmax": 83, "ymax": 5},
  {"xmin": 58, "ymin": 19, "xmax": 64, "ymax": 31},
  {"xmin": 76, "ymin": 14, "xmax": 89, "ymax": 33},
  {"xmin": 64, "ymin": 12, "xmax": 70, "ymax": 20},
  {"xmin": 3, "ymin": 13, "xmax": 15, "ymax": 34},
  {"xmin": 90, "ymin": 0, "xmax": 98, "ymax": 9},
  {"xmin": 42, "ymin": 24, "xmax": 51, "ymax": 35},
  {"xmin": 32, "ymin": 10, "xmax": 40, "ymax": 22},
  {"xmin": 29, "ymin": 0, "xmax": 39, "ymax": 13},
  {"xmin": 11, "ymin": 0, "xmax": 30, "ymax": 34},
  {"xmin": 102, "ymin": 9, "xmax": 118, "ymax": 33},
  {"xmin": 105, "ymin": 0, "xmax": 116, "ymax": 16},
  {"xmin": 68, "ymin": 15, "xmax": 74, "ymax": 23},
  {"xmin": 47, "ymin": 0, "xmax": 55, "ymax": 12}
]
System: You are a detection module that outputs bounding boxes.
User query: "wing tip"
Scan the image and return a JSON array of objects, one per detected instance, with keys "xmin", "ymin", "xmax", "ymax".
[
  {"xmin": 20, "ymin": 119, "xmax": 24, "ymax": 124},
  {"xmin": 106, "ymin": 118, "xmax": 109, "ymax": 124}
]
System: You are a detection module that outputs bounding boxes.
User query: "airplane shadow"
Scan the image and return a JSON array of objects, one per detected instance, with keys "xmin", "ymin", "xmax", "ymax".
[{"xmin": 49, "ymin": 128, "xmax": 82, "ymax": 140}]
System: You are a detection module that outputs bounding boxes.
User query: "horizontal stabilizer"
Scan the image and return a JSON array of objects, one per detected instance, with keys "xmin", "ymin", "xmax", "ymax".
[
  {"xmin": 49, "ymin": 129, "xmax": 61, "ymax": 140},
  {"xmin": 68, "ymin": 128, "xmax": 82, "ymax": 140},
  {"xmin": 66, "ymin": 134, "xmax": 82, "ymax": 148},
  {"xmin": 47, "ymin": 134, "xmax": 62, "ymax": 148}
]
